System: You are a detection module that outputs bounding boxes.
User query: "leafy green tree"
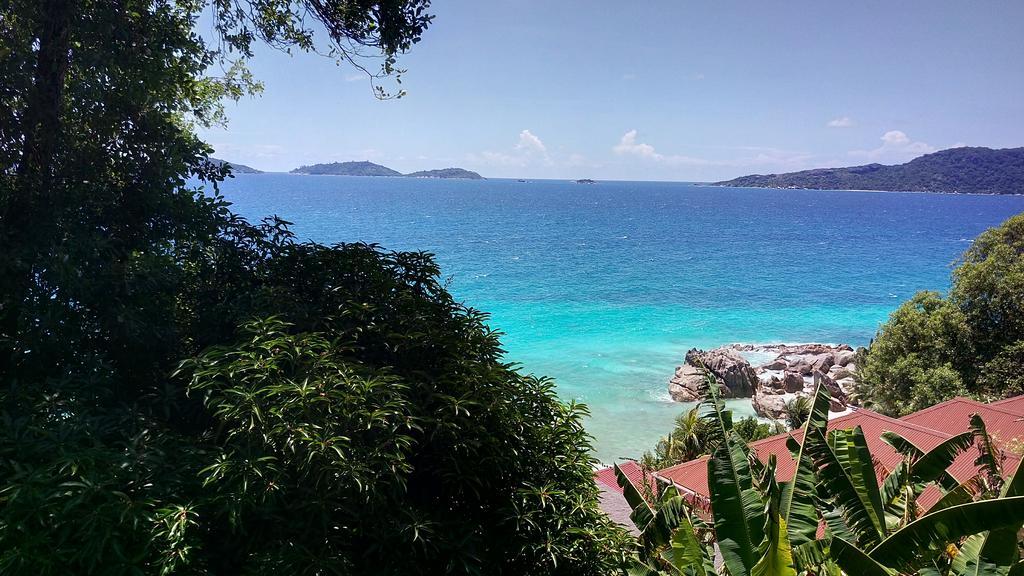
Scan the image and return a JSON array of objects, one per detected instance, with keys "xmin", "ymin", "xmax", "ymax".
[
  {"xmin": 860, "ymin": 214, "xmax": 1024, "ymax": 415},
  {"xmin": 858, "ymin": 292, "xmax": 973, "ymax": 415},
  {"xmin": 0, "ymin": 1, "xmax": 631, "ymax": 574},
  {"xmin": 782, "ymin": 396, "xmax": 812, "ymax": 430},
  {"xmin": 642, "ymin": 404, "xmax": 777, "ymax": 470}
]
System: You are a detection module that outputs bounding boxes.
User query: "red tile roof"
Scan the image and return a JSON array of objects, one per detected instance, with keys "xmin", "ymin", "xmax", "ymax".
[
  {"xmin": 654, "ymin": 396, "xmax": 1024, "ymax": 511},
  {"xmin": 901, "ymin": 396, "xmax": 1024, "ymax": 496},
  {"xmin": 991, "ymin": 395, "xmax": 1024, "ymax": 414},
  {"xmin": 594, "ymin": 460, "xmax": 645, "ymax": 495}
]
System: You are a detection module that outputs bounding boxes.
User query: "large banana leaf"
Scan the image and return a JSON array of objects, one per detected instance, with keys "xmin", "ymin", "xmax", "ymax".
[
  {"xmin": 810, "ymin": 427, "xmax": 887, "ymax": 548},
  {"xmin": 908, "ymin": 431, "xmax": 974, "ymax": 491},
  {"xmin": 869, "ymin": 496, "xmax": 1024, "ymax": 572},
  {"xmin": 752, "ymin": 464, "xmax": 797, "ymax": 576},
  {"xmin": 660, "ymin": 518, "xmax": 716, "ymax": 576},
  {"xmin": 829, "ymin": 536, "xmax": 895, "ymax": 576},
  {"xmin": 704, "ymin": 381, "xmax": 765, "ymax": 576},
  {"xmin": 950, "ymin": 444, "xmax": 1024, "ymax": 576},
  {"xmin": 880, "ymin": 431, "xmax": 975, "ymax": 525},
  {"xmin": 881, "ymin": 430, "xmax": 924, "ymax": 460},
  {"xmin": 779, "ymin": 382, "xmax": 830, "ymax": 546},
  {"xmin": 927, "ymin": 476, "xmax": 979, "ymax": 513},
  {"xmin": 971, "ymin": 414, "xmax": 1004, "ymax": 482},
  {"xmin": 708, "ymin": 435, "xmax": 766, "ymax": 576},
  {"xmin": 617, "ymin": 463, "xmax": 656, "ymax": 533}
]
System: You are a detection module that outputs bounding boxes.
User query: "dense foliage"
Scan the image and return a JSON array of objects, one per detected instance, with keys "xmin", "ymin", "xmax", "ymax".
[
  {"xmin": 620, "ymin": 382, "xmax": 1024, "ymax": 576},
  {"xmin": 858, "ymin": 213, "xmax": 1024, "ymax": 415},
  {"xmin": 716, "ymin": 146, "xmax": 1024, "ymax": 195},
  {"xmin": 0, "ymin": 1, "xmax": 630, "ymax": 573},
  {"xmin": 640, "ymin": 405, "xmax": 781, "ymax": 470}
]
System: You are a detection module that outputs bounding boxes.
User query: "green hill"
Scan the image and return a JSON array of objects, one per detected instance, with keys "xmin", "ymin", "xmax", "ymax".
[
  {"xmin": 714, "ymin": 147, "xmax": 1024, "ymax": 194},
  {"xmin": 211, "ymin": 157, "xmax": 263, "ymax": 174},
  {"xmin": 291, "ymin": 161, "xmax": 402, "ymax": 176},
  {"xmin": 404, "ymin": 168, "xmax": 484, "ymax": 179}
]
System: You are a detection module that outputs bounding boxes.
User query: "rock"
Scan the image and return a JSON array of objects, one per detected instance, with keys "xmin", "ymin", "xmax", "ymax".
[
  {"xmin": 780, "ymin": 371, "xmax": 805, "ymax": 393},
  {"xmin": 814, "ymin": 371, "xmax": 848, "ymax": 411},
  {"xmin": 811, "ymin": 353, "xmax": 835, "ymax": 373},
  {"xmin": 668, "ymin": 364, "xmax": 706, "ymax": 402},
  {"xmin": 829, "ymin": 365, "xmax": 852, "ymax": 380},
  {"xmin": 685, "ymin": 347, "xmax": 757, "ymax": 397},
  {"xmin": 834, "ymin": 349, "xmax": 857, "ymax": 366},
  {"xmin": 836, "ymin": 377, "xmax": 856, "ymax": 396},
  {"xmin": 790, "ymin": 358, "xmax": 813, "ymax": 375},
  {"xmin": 763, "ymin": 359, "xmax": 788, "ymax": 370},
  {"xmin": 752, "ymin": 389, "xmax": 788, "ymax": 419}
]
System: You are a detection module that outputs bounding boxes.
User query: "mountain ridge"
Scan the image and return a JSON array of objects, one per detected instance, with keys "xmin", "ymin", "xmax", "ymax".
[
  {"xmin": 291, "ymin": 161, "xmax": 484, "ymax": 179},
  {"xmin": 714, "ymin": 147, "xmax": 1024, "ymax": 195}
]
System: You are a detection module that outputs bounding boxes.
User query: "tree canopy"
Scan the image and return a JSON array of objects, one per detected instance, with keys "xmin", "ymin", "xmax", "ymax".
[
  {"xmin": 858, "ymin": 213, "xmax": 1024, "ymax": 415},
  {"xmin": 0, "ymin": 1, "xmax": 630, "ymax": 573}
]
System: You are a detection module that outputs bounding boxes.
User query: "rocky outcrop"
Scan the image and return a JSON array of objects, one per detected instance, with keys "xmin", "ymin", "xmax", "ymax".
[
  {"xmin": 684, "ymin": 347, "xmax": 757, "ymax": 397},
  {"xmin": 668, "ymin": 364, "xmax": 706, "ymax": 402},
  {"xmin": 668, "ymin": 342, "xmax": 862, "ymax": 419},
  {"xmin": 752, "ymin": 388, "xmax": 788, "ymax": 419},
  {"xmin": 779, "ymin": 371, "xmax": 805, "ymax": 393}
]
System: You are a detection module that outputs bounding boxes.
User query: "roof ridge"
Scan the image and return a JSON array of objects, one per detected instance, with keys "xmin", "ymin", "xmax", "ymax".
[
  {"xmin": 901, "ymin": 397, "xmax": 984, "ymax": 419},
  {"xmin": 850, "ymin": 407, "xmax": 954, "ymax": 438}
]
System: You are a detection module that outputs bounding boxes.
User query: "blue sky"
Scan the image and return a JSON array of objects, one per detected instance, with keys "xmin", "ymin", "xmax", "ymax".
[{"xmin": 198, "ymin": 0, "xmax": 1024, "ymax": 181}]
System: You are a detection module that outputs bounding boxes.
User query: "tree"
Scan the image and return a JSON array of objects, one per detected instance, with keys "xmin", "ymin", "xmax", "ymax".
[
  {"xmin": 0, "ymin": 1, "xmax": 630, "ymax": 573},
  {"xmin": 859, "ymin": 214, "xmax": 1024, "ymax": 415},
  {"xmin": 782, "ymin": 396, "xmax": 811, "ymax": 430},
  {"xmin": 642, "ymin": 405, "xmax": 778, "ymax": 470}
]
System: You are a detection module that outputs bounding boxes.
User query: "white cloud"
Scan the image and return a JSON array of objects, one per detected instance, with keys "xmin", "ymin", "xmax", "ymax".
[
  {"xmin": 827, "ymin": 116, "xmax": 854, "ymax": 128},
  {"xmin": 612, "ymin": 130, "xmax": 710, "ymax": 166},
  {"xmin": 613, "ymin": 130, "xmax": 660, "ymax": 159},
  {"xmin": 850, "ymin": 130, "xmax": 935, "ymax": 162},
  {"xmin": 515, "ymin": 129, "xmax": 547, "ymax": 154}
]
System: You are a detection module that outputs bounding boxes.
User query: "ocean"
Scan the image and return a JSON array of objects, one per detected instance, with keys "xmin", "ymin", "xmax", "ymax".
[{"xmin": 211, "ymin": 174, "xmax": 1024, "ymax": 463}]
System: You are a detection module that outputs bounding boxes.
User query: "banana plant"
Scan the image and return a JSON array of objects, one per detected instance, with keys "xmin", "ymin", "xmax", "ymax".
[
  {"xmin": 617, "ymin": 372, "xmax": 1024, "ymax": 575},
  {"xmin": 615, "ymin": 463, "xmax": 716, "ymax": 576},
  {"xmin": 810, "ymin": 415, "xmax": 1024, "ymax": 574},
  {"xmin": 879, "ymin": 428, "xmax": 975, "ymax": 526}
]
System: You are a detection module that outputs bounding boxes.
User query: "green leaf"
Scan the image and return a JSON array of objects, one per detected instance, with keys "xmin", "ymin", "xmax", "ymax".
[
  {"xmin": 829, "ymin": 537, "xmax": 894, "ymax": 576},
  {"xmin": 810, "ymin": 427, "xmax": 886, "ymax": 548},
  {"xmin": 752, "ymin": 500, "xmax": 797, "ymax": 576},
  {"xmin": 780, "ymin": 381, "xmax": 831, "ymax": 546},
  {"xmin": 705, "ymin": 382, "xmax": 765, "ymax": 576},
  {"xmin": 909, "ymin": 431, "xmax": 974, "ymax": 490},
  {"xmin": 659, "ymin": 517, "xmax": 715, "ymax": 576},
  {"xmin": 870, "ymin": 496, "xmax": 1024, "ymax": 572},
  {"xmin": 616, "ymin": 463, "xmax": 656, "ymax": 532}
]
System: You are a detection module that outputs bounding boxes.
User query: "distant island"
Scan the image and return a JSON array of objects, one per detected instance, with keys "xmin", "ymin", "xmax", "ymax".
[
  {"xmin": 714, "ymin": 146, "xmax": 1024, "ymax": 195},
  {"xmin": 575, "ymin": 178, "xmax": 597, "ymax": 184},
  {"xmin": 291, "ymin": 161, "xmax": 402, "ymax": 177},
  {"xmin": 291, "ymin": 161, "xmax": 484, "ymax": 179},
  {"xmin": 405, "ymin": 168, "xmax": 484, "ymax": 179},
  {"xmin": 211, "ymin": 157, "xmax": 263, "ymax": 174}
]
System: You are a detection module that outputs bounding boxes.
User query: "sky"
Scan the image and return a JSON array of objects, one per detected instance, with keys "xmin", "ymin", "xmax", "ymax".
[{"xmin": 198, "ymin": 0, "xmax": 1024, "ymax": 181}]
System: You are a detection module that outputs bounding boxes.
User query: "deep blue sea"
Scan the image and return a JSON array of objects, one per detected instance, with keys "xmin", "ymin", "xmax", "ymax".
[{"xmin": 210, "ymin": 174, "xmax": 1024, "ymax": 463}]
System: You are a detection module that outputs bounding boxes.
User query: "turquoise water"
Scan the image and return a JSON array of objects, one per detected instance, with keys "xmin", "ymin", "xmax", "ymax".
[{"xmin": 212, "ymin": 175, "xmax": 1024, "ymax": 463}]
